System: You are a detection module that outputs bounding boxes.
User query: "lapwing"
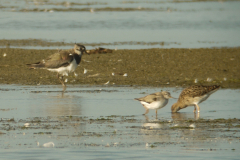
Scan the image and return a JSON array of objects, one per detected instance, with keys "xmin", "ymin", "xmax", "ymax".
[
  {"xmin": 171, "ymin": 85, "xmax": 220, "ymax": 113},
  {"xmin": 27, "ymin": 44, "xmax": 87, "ymax": 91}
]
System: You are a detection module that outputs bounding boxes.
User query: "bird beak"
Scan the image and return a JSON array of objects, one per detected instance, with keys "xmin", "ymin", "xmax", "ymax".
[{"xmin": 169, "ymin": 95, "xmax": 177, "ymax": 99}]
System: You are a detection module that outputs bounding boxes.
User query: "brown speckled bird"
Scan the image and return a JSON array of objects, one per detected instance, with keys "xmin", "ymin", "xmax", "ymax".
[{"xmin": 171, "ymin": 85, "xmax": 220, "ymax": 113}]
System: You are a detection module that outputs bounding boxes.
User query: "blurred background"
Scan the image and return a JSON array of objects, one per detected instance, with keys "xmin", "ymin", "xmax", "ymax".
[{"xmin": 0, "ymin": 0, "xmax": 240, "ymax": 49}]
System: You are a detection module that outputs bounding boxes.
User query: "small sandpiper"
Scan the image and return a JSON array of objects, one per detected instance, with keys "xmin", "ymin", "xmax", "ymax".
[
  {"xmin": 27, "ymin": 44, "xmax": 87, "ymax": 91},
  {"xmin": 171, "ymin": 85, "xmax": 220, "ymax": 113},
  {"xmin": 135, "ymin": 91, "xmax": 174, "ymax": 117}
]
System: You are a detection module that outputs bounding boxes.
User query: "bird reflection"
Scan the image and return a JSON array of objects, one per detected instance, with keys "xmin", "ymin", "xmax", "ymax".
[
  {"xmin": 170, "ymin": 112, "xmax": 218, "ymax": 150},
  {"xmin": 142, "ymin": 115, "xmax": 169, "ymax": 129},
  {"xmin": 171, "ymin": 112, "xmax": 200, "ymax": 121},
  {"xmin": 45, "ymin": 94, "xmax": 82, "ymax": 116},
  {"xmin": 28, "ymin": 91, "xmax": 85, "ymax": 139},
  {"xmin": 140, "ymin": 115, "xmax": 171, "ymax": 142},
  {"xmin": 29, "ymin": 92, "xmax": 83, "ymax": 117}
]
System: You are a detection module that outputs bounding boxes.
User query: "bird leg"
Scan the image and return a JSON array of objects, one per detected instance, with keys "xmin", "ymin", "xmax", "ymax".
[
  {"xmin": 142, "ymin": 105, "xmax": 149, "ymax": 115},
  {"xmin": 194, "ymin": 112, "xmax": 200, "ymax": 120},
  {"xmin": 193, "ymin": 104, "xmax": 200, "ymax": 113},
  {"xmin": 62, "ymin": 85, "xmax": 66, "ymax": 92},
  {"xmin": 57, "ymin": 73, "xmax": 65, "ymax": 86},
  {"xmin": 143, "ymin": 109, "xmax": 149, "ymax": 115},
  {"xmin": 57, "ymin": 73, "xmax": 66, "ymax": 92},
  {"xmin": 196, "ymin": 104, "xmax": 200, "ymax": 113},
  {"xmin": 144, "ymin": 115, "xmax": 149, "ymax": 121},
  {"xmin": 155, "ymin": 110, "xmax": 158, "ymax": 118}
]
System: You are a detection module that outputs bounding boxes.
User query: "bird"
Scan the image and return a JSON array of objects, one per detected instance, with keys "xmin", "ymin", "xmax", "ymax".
[
  {"xmin": 134, "ymin": 91, "xmax": 174, "ymax": 117},
  {"xmin": 27, "ymin": 44, "xmax": 87, "ymax": 91},
  {"xmin": 171, "ymin": 85, "xmax": 220, "ymax": 113}
]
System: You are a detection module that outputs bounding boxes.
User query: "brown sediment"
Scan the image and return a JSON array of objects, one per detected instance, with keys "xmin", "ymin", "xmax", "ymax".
[
  {"xmin": 0, "ymin": 39, "xmax": 178, "ymax": 47},
  {"xmin": 0, "ymin": 47, "xmax": 239, "ymax": 88}
]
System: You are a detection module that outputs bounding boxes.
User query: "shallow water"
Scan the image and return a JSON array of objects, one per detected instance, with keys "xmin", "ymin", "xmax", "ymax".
[
  {"xmin": 0, "ymin": 85, "xmax": 239, "ymax": 159},
  {"xmin": 1, "ymin": 85, "xmax": 239, "ymax": 119},
  {"xmin": 1, "ymin": 0, "xmax": 240, "ymax": 49}
]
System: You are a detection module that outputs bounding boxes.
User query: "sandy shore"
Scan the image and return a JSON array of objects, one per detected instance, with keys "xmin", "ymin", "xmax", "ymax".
[{"xmin": 0, "ymin": 47, "xmax": 239, "ymax": 88}]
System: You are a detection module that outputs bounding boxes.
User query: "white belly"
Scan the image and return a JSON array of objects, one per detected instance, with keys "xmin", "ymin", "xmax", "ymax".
[
  {"xmin": 191, "ymin": 94, "xmax": 209, "ymax": 105},
  {"xmin": 47, "ymin": 59, "xmax": 78, "ymax": 76},
  {"xmin": 140, "ymin": 100, "xmax": 168, "ymax": 110}
]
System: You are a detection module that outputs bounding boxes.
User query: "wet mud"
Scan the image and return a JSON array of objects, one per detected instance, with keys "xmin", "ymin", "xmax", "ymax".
[
  {"xmin": 0, "ymin": 47, "xmax": 239, "ymax": 88},
  {"xmin": 1, "ymin": 115, "xmax": 239, "ymax": 149}
]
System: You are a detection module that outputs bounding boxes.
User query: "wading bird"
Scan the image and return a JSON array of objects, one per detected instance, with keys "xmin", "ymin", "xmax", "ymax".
[
  {"xmin": 171, "ymin": 85, "xmax": 220, "ymax": 113},
  {"xmin": 135, "ymin": 91, "xmax": 174, "ymax": 117}
]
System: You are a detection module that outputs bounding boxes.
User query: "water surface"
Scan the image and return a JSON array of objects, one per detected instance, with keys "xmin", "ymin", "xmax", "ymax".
[
  {"xmin": 0, "ymin": 0, "xmax": 240, "ymax": 49},
  {"xmin": 0, "ymin": 85, "xmax": 239, "ymax": 159}
]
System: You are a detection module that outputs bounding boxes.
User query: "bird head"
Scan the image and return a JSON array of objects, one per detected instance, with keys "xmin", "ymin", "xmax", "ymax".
[
  {"xmin": 162, "ymin": 91, "xmax": 176, "ymax": 99},
  {"xmin": 171, "ymin": 102, "xmax": 185, "ymax": 113},
  {"xmin": 74, "ymin": 44, "xmax": 88, "ymax": 55}
]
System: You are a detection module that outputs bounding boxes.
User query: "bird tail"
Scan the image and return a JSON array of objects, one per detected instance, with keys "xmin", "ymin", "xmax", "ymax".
[
  {"xmin": 134, "ymin": 98, "xmax": 140, "ymax": 101},
  {"xmin": 210, "ymin": 85, "xmax": 221, "ymax": 90},
  {"xmin": 207, "ymin": 85, "xmax": 221, "ymax": 95},
  {"xmin": 26, "ymin": 62, "xmax": 45, "ymax": 69}
]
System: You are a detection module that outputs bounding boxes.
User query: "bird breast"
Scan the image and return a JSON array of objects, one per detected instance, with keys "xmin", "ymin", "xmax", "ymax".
[
  {"xmin": 140, "ymin": 99, "xmax": 168, "ymax": 109},
  {"xmin": 184, "ymin": 94, "xmax": 209, "ymax": 105},
  {"xmin": 47, "ymin": 59, "xmax": 78, "ymax": 76}
]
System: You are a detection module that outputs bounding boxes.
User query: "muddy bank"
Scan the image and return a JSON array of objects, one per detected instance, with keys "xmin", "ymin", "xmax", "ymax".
[
  {"xmin": 0, "ymin": 48, "xmax": 239, "ymax": 88},
  {"xmin": 0, "ymin": 39, "xmax": 178, "ymax": 48}
]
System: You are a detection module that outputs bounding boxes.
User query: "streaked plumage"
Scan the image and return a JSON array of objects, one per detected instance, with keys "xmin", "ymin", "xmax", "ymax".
[
  {"xmin": 27, "ymin": 44, "xmax": 87, "ymax": 91},
  {"xmin": 171, "ymin": 85, "xmax": 220, "ymax": 113},
  {"xmin": 135, "ymin": 91, "xmax": 174, "ymax": 117}
]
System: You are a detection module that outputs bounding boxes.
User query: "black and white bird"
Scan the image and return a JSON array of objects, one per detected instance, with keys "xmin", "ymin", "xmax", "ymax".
[{"xmin": 27, "ymin": 44, "xmax": 87, "ymax": 91}]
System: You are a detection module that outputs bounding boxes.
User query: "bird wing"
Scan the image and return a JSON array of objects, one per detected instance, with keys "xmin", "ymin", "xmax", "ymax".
[
  {"xmin": 44, "ymin": 50, "xmax": 74, "ymax": 68},
  {"xmin": 135, "ymin": 92, "xmax": 162, "ymax": 103},
  {"xmin": 27, "ymin": 49, "xmax": 75, "ymax": 69},
  {"xmin": 46, "ymin": 49, "xmax": 74, "ymax": 62},
  {"xmin": 179, "ymin": 85, "xmax": 220, "ymax": 100}
]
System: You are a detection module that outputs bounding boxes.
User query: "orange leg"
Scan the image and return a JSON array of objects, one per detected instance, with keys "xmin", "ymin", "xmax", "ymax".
[
  {"xmin": 196, "ymin": 104, "xmax": 200, "ymax": 113},
  {"xmin": 194, "ymin": 112, "xmax": 200, "ymax": 120},
  {"xmin": 193, "ymin": 104, "xmax": 200, "ymax": 113}
]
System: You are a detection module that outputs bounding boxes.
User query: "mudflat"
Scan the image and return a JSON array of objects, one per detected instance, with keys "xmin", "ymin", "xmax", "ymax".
[{"xmin": 0, "ymin": 47, "xmax": 239, "ymax": 88}]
